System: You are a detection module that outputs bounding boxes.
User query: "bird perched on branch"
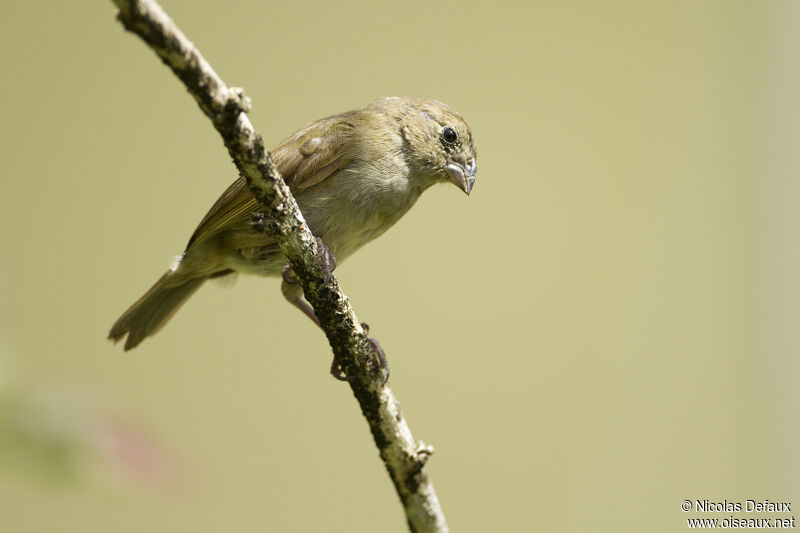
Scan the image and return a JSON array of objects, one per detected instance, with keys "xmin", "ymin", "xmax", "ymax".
[{"xmin": 109, "ymin": 97, "xmax": 477, "ymax": 352}]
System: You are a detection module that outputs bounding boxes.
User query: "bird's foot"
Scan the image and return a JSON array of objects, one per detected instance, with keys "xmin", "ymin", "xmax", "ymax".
[
  {"xmin": 250, "ymin": 212, "xmax": 272, "ymax": 234},
  {"xmin": 367, "ymin": 336, "xmax": 390, "ymax": 385},
  {"xmin": 314, "ymin": 237, "xmax": 337, "ymax": 283},
  {"xmin": 281, "ymin": 269, "xmax": 320, "ymax": 326},
  {"xmin": 361, "ymin": 323, "xmax": 390, "ymax": 384},
  {"xmin": 328, "ymin": 324, "xmax": 389, "ymax": 385},
  {"xmin": 279, "ymin": 238, "xmax": 335, "ymax": 284}
]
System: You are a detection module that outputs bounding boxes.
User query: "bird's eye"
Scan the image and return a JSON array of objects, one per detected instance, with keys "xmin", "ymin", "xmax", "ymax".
[{"xmin": 441, "ymin": 127, "xmax": 458, "ymax": 145}]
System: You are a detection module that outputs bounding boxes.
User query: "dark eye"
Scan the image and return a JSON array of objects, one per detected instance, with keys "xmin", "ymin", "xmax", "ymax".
[{"xmin": 441, "ymin": 126, "xmax": 458, "ymax": 145}]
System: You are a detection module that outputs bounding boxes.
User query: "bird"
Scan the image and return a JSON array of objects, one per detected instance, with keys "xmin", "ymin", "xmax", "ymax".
[{"xmin": 109, "ymin": 96, "xmax": 477, "ymax": 351}]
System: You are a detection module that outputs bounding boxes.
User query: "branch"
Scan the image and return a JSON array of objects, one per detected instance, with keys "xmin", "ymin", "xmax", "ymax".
[{"xmin": 110, "ymin": 1, "xmax": 448, "ymax": 531}]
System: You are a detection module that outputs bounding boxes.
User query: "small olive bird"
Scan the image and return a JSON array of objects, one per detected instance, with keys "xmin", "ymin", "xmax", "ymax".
[{"xmin": 109, "ymin": 97, "xmax": 477, "ymax": 350}]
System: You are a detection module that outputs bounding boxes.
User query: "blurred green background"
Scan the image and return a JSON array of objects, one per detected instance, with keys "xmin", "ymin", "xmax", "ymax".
[{"xmin": 1, "ymin": 1, "xmax": 798, "ymax": 531}]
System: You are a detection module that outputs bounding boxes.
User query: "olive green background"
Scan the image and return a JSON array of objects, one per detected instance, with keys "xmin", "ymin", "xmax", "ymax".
[{"xmin": 1, "ymin": 1, "xmax": 798, "ymax": 531}]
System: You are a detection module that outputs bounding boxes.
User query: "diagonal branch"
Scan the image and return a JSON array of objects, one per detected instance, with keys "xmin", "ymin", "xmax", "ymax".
[{"xmin": 110, "ymin": 1, "xmax": 448, "ymax": 532}]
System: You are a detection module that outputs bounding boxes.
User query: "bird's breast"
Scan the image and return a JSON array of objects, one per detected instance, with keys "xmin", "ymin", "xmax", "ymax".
[{"xmin": 297, "ymin": 166, "xmax": 421, "ymax": 262}]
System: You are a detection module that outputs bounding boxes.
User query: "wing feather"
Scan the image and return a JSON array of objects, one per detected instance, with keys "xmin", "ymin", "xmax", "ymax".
[{"xmin": 186, "ymin": 115, "xmax": 355, "ymax": 249}]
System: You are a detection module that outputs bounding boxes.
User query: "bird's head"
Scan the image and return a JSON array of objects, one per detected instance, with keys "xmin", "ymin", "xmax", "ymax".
[{"xmin": 379, "ymin": 97, "xmax": 477, "ymax": 195}]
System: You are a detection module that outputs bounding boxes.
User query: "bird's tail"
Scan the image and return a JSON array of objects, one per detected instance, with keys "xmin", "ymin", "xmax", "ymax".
[{"xmin": 109, "ymin": 271, "xmax": 206, "ymax": 350}]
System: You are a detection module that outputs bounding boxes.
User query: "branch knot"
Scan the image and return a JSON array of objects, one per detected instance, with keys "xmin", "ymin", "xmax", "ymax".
[{"xmin": 414, "ymin": 442, "xmax": 435, "ymax": 470}]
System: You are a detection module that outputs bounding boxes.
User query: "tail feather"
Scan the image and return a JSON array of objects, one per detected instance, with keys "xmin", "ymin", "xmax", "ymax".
[{"xmin": 109, "ymin": 272, "xmax": 206, "ymax": 350}]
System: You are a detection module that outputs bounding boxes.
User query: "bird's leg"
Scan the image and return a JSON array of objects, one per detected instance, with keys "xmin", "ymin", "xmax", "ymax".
[
  {"xmin": 281, "ymin": 265, "xmax": 320, "ymax": 326},
  {"xmin": 282, "ymin": 255, "xmax": 352, "ymax": 382},
  {"xmin": 279, "ymin": 236, "xmax": 337, "ymax": 325},
  {"xmin": 282, "ymin": 243, "xmax": 386, "ymax": 384}
]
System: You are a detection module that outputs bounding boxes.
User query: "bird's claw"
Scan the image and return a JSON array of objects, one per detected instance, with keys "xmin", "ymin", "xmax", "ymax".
[
  {"xmin": 281, "ymin": 238, "xmax": 335, "ymax": 286},
  {"xmin": 314, "ymin": 237, "xmax": 337, "ymax": 283},
  {"xmin": 250, "ymin": 211, "xmax": 275, "ymax": 234},
  {"xmin": 367, "ymin": 337, "xmax": 390, "ymax": 385}
]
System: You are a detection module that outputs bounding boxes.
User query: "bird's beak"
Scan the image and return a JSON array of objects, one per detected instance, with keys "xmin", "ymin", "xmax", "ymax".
[{"xmin": 445, "ymin": 157, "xmax": 477, "ymax": 196}]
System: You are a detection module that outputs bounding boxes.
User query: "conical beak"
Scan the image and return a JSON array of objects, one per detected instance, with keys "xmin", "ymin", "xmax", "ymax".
[{"xmin": 445, "ymin": 157, "xmax": 477, "ymax": 196}]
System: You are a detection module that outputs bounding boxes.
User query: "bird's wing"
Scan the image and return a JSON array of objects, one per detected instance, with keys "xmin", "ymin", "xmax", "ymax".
[{"xmin": 186, "ymin": 116, "xmax": 355, "ymax": 249}]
